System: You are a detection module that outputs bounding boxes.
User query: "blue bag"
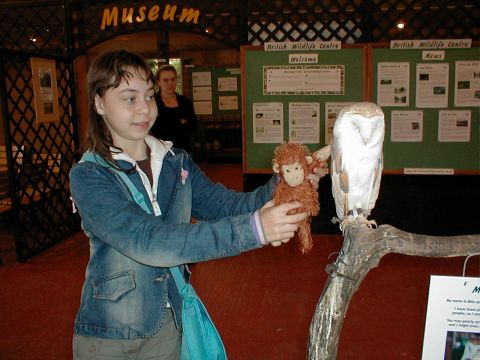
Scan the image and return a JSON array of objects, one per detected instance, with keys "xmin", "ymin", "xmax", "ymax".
[
  {"xmin": 170, "ymin": 266, "xmax": 227, "ymax": 360},
  {"xmin": 81, "ymin": 152, "xmax": 227, "ymax": 360}
]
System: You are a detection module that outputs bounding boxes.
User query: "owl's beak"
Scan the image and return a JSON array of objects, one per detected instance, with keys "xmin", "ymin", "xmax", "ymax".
[{"xmin": 359, "ymin": 124, "xmax": 373, "ymax": 145}]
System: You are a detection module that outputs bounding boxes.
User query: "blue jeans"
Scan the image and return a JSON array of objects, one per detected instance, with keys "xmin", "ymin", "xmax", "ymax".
[{"xmin": 73, "ymin": 308, "xmax": 181, "ymax": 360}]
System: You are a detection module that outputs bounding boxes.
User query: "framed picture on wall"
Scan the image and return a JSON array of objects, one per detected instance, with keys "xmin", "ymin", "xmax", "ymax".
[{"xmin": 30, "ymin": 57, "xmax": 60, "ymax": 123}]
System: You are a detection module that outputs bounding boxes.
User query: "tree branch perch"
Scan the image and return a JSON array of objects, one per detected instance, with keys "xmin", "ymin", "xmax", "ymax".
[{"xmin": 307, "ymin": 223, "xmax": 480, "ymax": 360}]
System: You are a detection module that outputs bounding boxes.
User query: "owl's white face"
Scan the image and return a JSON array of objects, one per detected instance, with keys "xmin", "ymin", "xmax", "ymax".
[
  {"xmin": 347, "ymin": 114, "xmax": 384, "ymax": 146},
  {"xmin": 282, "ymin": 162, "xmax": 305, "ymax": 187}
]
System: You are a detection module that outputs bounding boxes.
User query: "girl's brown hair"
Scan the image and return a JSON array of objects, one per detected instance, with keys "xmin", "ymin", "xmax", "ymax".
[{"xmin": 82, "ymin": 50, "xmax": 154, "ymax": 168}]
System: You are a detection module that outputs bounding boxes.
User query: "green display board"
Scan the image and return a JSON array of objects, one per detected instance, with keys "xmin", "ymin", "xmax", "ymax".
[
  {"xmin": 242, "ymin": 45, "xmax": 366, "ymax": 173},
  {"xmin": 186, "ymin": 65, "xmax": 241, "ymax": 118},
  {"xmin": 371, "ymin": 45, "xmax": 480, "ymax": 174}
]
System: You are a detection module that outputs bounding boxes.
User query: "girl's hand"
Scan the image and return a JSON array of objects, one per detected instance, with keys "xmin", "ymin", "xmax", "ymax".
[{"xmin": 259, "ymin": 201, "xmax": 307, "ymax": 246}]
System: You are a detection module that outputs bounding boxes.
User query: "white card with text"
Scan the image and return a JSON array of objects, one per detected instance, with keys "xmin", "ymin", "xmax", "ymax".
[{"xmin": 422, "ymin": 275, "xmax": 480, "ymax": 360}]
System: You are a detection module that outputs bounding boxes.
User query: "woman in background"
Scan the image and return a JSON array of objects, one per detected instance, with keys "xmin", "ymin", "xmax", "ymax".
[{"xmin": 151, "ymin": 65, "xmax": 197, "ymax": 152}]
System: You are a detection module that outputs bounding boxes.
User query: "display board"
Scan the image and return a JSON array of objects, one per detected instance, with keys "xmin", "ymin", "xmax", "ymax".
[
  {"xmin": 370, "ymin": 44, "xmax": 480, "ymax": 174},
  {"xmin": 185, "ymin": 65, "xmax": 241, "ymax": 119},
  {"xmin": 241, "ymin": 45, "xmax": 366, "ymax": 173}
]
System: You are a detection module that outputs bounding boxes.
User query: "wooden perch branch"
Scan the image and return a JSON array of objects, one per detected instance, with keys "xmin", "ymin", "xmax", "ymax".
[{"xmin": 307, "ymin": 224, "xmax": 480, "ymax": 360}]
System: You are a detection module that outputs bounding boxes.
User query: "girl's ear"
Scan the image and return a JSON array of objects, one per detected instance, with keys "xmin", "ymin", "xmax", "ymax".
[{"xmin": 94, "ymin": 94, "xmax": 105, "ymax": 115}]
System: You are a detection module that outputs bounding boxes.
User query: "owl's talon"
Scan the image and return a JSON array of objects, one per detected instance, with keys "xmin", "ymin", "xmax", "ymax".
[{"xmin": 337, "ymin": 213, "xmax": 378, "ymax": 233}]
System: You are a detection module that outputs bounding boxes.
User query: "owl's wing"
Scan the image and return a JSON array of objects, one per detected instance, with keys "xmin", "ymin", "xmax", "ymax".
[
  {"xmin": 365, "ymin": 152, "xmax": 383, "ymax": 214},
  {"xmin": 331, "ymin": 146, "xmax": 349, "ymax": 220}
]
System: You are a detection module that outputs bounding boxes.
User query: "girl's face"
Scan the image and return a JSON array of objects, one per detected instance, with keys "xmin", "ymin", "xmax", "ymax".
[
  {"xmin": 95, "ymin": 67, "xmax": 157, "ymax": 150},
  {"xmin": 157, "ymin": 70, "xmax": 177, "ymax": 95}
]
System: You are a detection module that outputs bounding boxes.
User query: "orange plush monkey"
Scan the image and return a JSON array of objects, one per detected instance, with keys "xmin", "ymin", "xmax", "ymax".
[{"xmin": 272, "ymin": 142, "xmax": 330, "ymax": 253}]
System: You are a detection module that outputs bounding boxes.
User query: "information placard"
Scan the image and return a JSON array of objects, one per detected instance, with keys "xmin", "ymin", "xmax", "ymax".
[
  {"xmin": 186, "ymin": 65, "xmax": 241, "ymax": 118},
  {"xmin": 422, "ymin": 275, "xmax": 480, "ymax": 360},
  {"xmin": 370, "ymin": 44, "xmax": 480, "ymax": 174}
]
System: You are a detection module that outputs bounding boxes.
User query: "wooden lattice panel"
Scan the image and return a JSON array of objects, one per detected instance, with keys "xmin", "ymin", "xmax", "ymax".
[
  {"xmin": 370, "ymin": 0, "xmax": 480, "ymax": 41},
  {"xmin": 247, "ymin": 0, "xmax": 478, "ymax": 44},
  {"xmin": 247, "ymin": 0, "xmax": 365, "ymax": 44},
  {"xmin": 0, "ymin": 1, "xmax": 67, "ymax": 56},
  {"xmin": 2, "ymin": 54, "xmax": 78, "ymax": 261}
]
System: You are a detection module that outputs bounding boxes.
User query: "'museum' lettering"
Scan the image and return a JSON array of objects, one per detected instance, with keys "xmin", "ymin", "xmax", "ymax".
[{"xmin": 101, "ymin": 4, "xmax": 200, "ymax": 30}]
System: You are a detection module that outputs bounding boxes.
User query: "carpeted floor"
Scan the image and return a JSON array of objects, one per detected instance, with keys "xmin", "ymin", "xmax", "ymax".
[{"xmin": 0, "ymin": 162, "xmax": 477, "ymax": 359}]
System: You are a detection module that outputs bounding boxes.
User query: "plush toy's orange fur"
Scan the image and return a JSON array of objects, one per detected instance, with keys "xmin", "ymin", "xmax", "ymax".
[{"xmin": 272, "ymin": 143, "xmax": 320, "ymax": 253}]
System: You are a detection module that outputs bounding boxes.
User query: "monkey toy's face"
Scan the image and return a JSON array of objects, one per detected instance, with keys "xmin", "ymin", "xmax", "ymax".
[{"xmin": 282, "ymin": 162, "xmax": 305, "ymax": 187}]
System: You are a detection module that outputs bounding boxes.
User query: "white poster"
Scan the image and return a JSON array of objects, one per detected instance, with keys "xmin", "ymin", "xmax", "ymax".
[
  {"xmin": 263, "ymin": 65, "xmax": 344, "ymax": 95},
  {"xmin": 422, "ymin": 275, "xmax": 480, "ymax": 360},
  {"xmin": 192, "ymin": 71, "xmax": 212, "ymax": 86},
  {"xmin": 416, "ymin": 63, "xmax": 449, "ymax": 108},
  {"xmin": 30, "ymin": 58, "xmax": 60, "ymax": 123},
  {"xmin": 253, "ymin": 102, "xmax": 284, "ymax": 143},
  {"xmin": 288, "ymin": 102, "xmax": 320, "ymax": 143},
  {"xmin": 438, "ymin": 110, "xmax": 471, "ymax": 142},
  {"xmin": 218, "ymin": 77, "xmax": 238, "ymax": 92},
  {"xmin": 454, "ymin": 61, "xmax": 480, "ymax": 107},
  {"xmin": 193, "ymin": 101, "xmax": 212, "ymax": 115},
  {"xmin": 377, "ymin": 62, "xmax": 410, "ymax": 106},
  {"xmin": 227, "ymin": 68, "xmax": 240, "ymax": 75},
  {"xmin": 391, "ymin": 110, "xmax": 423, "ymax": 142},
  {"xmin": 324, "ymin": 102, "xmax": 356, "ymax": 144},
  {"xmin": 192, "ymin": 86, "xmax": 212, "ymax": 101},
  {"xmin": 218, "ymin": 96, "xmax": 238, "ymax": 110}
]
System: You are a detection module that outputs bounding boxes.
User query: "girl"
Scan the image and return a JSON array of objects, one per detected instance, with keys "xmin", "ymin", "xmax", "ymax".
[{"xmin": 70, "ymin": 50, "xmax": 322, "ymax": 359}]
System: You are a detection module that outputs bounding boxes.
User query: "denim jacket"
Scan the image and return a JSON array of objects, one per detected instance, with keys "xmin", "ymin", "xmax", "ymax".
[{"xmin": 70, "ymin": 136, "xmax": 276, "ymax": 340}]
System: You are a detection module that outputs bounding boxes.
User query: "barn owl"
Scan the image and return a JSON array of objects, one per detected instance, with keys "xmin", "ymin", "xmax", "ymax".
[{"xmin": 330, "ymin": 102, "xmax": 385, "ymax": 232}]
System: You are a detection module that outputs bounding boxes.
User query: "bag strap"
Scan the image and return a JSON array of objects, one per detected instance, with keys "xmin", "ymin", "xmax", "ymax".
[
  {"xmin": 170, "ymin": 266, "xmax": 187, "ymax": 289},
  {"xmin": 81, "ymin": 152, "xmax": 185, "ymax": 289},
  {"xmin": 81, "ymin": 152, "xmax": 151, "ymax": 214}
]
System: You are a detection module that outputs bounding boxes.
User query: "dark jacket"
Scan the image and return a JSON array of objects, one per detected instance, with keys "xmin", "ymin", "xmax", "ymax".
[{"xmin": 151, "ymin": 92, "xmax": 198, "ymax": 152}]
